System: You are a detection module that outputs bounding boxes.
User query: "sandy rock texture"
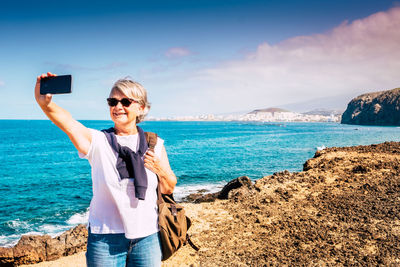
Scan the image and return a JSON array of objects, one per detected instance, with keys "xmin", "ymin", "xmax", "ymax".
[{"xmin": 169, "ymin": 141, "xmax": 400, "ymax": 266}]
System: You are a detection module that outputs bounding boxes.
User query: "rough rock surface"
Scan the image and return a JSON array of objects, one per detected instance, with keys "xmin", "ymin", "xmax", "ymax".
[
  {"xmin": 165, "ymin": 141, "xmax": 400, "ymax": 266},
  {"xmin": 341, "ymin": 87, "xmax": 400, "ymax": 126},
  {"xmin": 0, "ymin": 224, "xmax": 87, "ymax": 266}
]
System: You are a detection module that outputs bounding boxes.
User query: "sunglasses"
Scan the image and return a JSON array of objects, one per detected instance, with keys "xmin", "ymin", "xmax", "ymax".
[{"xmin": 107, "ymin": 98, "xmax": 138, "ymax": 107}]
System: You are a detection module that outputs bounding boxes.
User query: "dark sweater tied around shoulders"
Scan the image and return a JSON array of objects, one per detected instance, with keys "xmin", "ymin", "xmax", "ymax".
[{"xmin": 102, "ymin": 126, "xmax": 148, "ymax": 200}]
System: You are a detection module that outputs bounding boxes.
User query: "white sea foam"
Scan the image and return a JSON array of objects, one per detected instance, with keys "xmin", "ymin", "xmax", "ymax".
[
  {"xmin": 6, "ymin": 219, "xmax": 29, "ymax": 229},
  {"xmin": 0, "ymin": 234, "xmax": 21, "ymax": 248},
  {"xmin": 174, "ymin": 182, "xmax": 226, "ymax": 201},
  {"xmin": 1, "ymin": 220, "xmax": 43, "ymax": 247},
  {"xmin": 67, "ymin": 208, "xmax": 89, "ymax": 225},
  {"xmin": 38, "ymin": 224, "xmax": 71, "ymax": 238},
  {"xmin": 21, "ymin": 230, "xmax": 46, "ymax": 236},
  {"xmin": 316, "ymin": 145, "xmax": 326, "ymax": 151},
  {"xmin": 1, "ymin": 210, "xmax": 91, "ymax": 247}
]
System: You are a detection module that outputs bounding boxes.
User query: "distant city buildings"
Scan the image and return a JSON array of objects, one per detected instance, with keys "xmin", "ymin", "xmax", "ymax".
[{"xmin": 147, "ymin": 109, "xmax": 342, "ymax": 122}]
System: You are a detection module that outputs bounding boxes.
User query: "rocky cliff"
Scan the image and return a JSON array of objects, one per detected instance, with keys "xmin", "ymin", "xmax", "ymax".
[{"xmin": 341, "ymin": 87, "xmax": 400, "ymax": 126}]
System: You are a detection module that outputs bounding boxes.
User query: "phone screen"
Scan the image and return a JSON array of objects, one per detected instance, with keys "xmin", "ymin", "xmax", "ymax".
[{"xmin": 40, "ymin": 75, "xmax": 72, "ymax": 95}]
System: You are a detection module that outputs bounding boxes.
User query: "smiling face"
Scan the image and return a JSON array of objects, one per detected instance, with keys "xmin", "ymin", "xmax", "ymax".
[
  {"xmin": 109, "ymin": 90, "xmax": 144, "ymax": 127},
  {"xmin": 108, "ymin": 78, "xmax": 151, "ymax": 130}
]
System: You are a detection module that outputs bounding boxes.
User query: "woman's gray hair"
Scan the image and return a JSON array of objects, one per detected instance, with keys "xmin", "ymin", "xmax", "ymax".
[{"xmin": 109, "ymin": 78, "xmax": 151, "ymax": 123}]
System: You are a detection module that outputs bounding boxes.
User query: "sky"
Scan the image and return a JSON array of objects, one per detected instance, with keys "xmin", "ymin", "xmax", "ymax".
[{"xmin": 0, "ymin": 0, "xmax": 399, "ymax": 119}]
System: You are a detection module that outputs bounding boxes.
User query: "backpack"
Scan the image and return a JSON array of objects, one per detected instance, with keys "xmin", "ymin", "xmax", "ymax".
[{"xmin": 144, "ymin": 132, "xmax": 200, "ymax": 261}]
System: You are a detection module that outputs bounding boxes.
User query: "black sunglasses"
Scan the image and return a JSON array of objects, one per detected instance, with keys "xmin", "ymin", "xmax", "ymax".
[{"xmin": 107, "ymin": 98, "xmax": 137, "ymax": 107}]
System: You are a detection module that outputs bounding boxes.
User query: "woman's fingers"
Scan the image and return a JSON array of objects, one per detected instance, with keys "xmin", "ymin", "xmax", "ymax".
[
  {"xmin": 145, "ymin": 151, "xmax": 156, "ymax": 160},
  {"xmin": 146, "ymin": 150, "xmax": 155, "ymax": 156},
  {"xmin": 144, "ymin": 153, "xmax": 161, "ymax": 173},
  {"xmin": 144, "ymin": 162, "xmax": 156, "ymax": 172},
  {"xmin": 35, "ymin": 72, "xmax": 55, "ymax": 106},
  {"xmin": 45, "ymin": 93, "xmax": 53, "ymax": 102},
  {"xmin": 38, "ymin": 72, "xmax": 57, "ymax": 80},
  {"xmin": 144, "ymin": 156, "xmax": 158, "ymax": 164}
]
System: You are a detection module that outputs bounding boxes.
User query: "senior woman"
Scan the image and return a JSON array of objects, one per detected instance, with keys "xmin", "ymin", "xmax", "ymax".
[{"xmin": 34, "ymin": 72, "xmax": 177, "ymax": 267}]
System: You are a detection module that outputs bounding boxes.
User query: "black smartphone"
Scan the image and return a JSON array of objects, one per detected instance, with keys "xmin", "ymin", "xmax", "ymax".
[{"xmin": 40, "ymin": 75, "xmax": 72, "ymax": 95}]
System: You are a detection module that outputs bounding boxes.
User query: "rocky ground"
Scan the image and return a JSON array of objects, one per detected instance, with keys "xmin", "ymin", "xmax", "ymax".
[
  {"xmin": 169, "ymin": 141, "xmax": 400, "ymax": 266},
  {"xmin": 2, "ymin": 141, "xmax": 400, "ymax": 266}
]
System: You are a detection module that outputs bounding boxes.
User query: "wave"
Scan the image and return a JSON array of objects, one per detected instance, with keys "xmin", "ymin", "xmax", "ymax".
[
  {"xmin": 1, "ymin": 184, "xmax": 220, "ymax": 247},
  {"xmin": 174, "ymin": 182, "xmax": 226, "ymax": 201},
  {"xmin": 0, "ymin": 234, "xmax": 24, "ymax": 248},
  {"xmin": 66, "ymin": 208, "xmax": 89, "ymax": 225},
  {"xmin": 5, "ymin": 219, "xmax": 30, "ymax": 229},
  {"xmin": 0, "ymin": 210, "xmax": 90, "ymax": 248}
]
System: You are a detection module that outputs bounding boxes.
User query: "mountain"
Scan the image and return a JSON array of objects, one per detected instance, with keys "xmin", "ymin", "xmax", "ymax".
[
  {"xmin": 341, "ymin": 88, "xmax": 400, "ymax": 126},
  {"xmin": 248, "ymin": 107, "xmax": 290, "ymax": 114}
]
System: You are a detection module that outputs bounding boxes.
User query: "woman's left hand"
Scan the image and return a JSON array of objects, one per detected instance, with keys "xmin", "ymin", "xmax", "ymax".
[
  {"xmin": 144, "ymin": 150, "xmax": 162, "ymax": 175},
  {"xmin": 144, "ymin": 147, "xmax": 177, "ymax": 194}
]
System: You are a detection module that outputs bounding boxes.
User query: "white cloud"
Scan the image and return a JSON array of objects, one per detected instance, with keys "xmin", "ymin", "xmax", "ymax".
[
  {"xmin": 165, "ymin": 47, "xmax": 192, "ymax": 58},
  {"xmin": 187, "ymin": 7, "xmax": 400, "ymax": 113},
  {"xmin": 0, "ymin": 80, "xmax": 4, "ymax": 87}
]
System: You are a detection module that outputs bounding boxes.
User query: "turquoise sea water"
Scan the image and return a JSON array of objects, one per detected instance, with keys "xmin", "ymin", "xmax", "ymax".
[{"xmin": 1, "ymin": 120, "xmax": 400, "ymax": 247}]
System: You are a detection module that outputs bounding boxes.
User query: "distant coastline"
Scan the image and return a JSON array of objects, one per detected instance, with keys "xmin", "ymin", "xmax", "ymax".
[
  {"xmin": 147, "ymin": 108, "xmax": 342, "ymax": 123},
  {"xmin": 1, "ymin": 107, "xmax": 343, "ymax": 122}
]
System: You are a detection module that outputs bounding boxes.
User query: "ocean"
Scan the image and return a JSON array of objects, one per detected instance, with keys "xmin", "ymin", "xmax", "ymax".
[{"xmin": 1, "ymin": 120, "xmax": 400, "ymax": 247}]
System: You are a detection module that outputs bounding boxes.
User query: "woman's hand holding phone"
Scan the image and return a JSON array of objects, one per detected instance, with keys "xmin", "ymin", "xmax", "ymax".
[{"xmin": 35, "ymin": 72, "xmax": 56, "ymax": 108}]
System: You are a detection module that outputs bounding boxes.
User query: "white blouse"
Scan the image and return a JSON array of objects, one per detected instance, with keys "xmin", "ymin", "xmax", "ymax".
[{"xmin": 79, "ymin": 128, "xmax": 163, "ymax": 239}]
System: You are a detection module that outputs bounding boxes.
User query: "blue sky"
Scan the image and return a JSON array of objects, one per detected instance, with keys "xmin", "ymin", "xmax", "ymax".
[{"xmin": 0, "ymin": 0, "xmax": 398, "ymax": 119}]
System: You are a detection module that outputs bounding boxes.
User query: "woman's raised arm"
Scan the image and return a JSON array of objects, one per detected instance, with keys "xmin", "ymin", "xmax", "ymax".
[{"xmin": 35, "ymin": 72, "xmax": 92, "ymax": 155}]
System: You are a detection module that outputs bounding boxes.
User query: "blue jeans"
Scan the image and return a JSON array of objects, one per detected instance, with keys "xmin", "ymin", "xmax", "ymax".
[{"xmin": 86, "ymin": 231, "xmax": 162, "ymax": 267}]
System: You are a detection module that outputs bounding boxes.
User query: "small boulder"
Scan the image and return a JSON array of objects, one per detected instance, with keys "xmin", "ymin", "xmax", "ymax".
[
  {"xmin": 13, "ymin": 235, "xmax": 51, "ymax": 265},
  {"xmin": 45, "ymin": 234, "xmax": 66, "ymax": 261},
  {"xmin": 182, "ymin": 192, "xmax": 219, "ymax": 203},
  {"xmin": 181, "ymin": 176, "xmax": 255, "ymax": 203},
  {"xmin": 62, "ymin": 224, "xmax": 88, "ymax": 256},
  {"xmin": 217, "ymin": 176, "xmax": 254, "ymax": 200}
]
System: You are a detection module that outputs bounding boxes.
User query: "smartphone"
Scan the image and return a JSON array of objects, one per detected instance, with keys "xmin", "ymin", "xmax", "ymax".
[{"xmin": 40, "ymin": 75, "xmax": 72, "ymax": 95}]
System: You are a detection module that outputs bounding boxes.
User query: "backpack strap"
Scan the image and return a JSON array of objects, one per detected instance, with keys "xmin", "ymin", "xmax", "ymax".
[
  {"xmin": 186, "ymin": 234, "xmax": 200, "ymax": 251},
  {"xmin": 144, "ymin": 132, "xmax": 158, "ymax": 152}
]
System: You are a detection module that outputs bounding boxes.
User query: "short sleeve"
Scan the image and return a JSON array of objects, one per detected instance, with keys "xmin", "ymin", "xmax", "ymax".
[
  {"xmin": 154, "ymin": 137, "xmax": 164, "ymax": 158},
  {"xmin": 78, "ymin": 129, "xmax": 103, "ymax": 161}
]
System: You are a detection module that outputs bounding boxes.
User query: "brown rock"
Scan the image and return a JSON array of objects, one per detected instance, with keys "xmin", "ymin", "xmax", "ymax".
[
  {"xmin": 181, "ymin": 176, "xmax": 254, "ymax": 203},
  {"xmin": 45, "ymin": 234, "xmax": 66, "ymax": 261},
  {"xmin": 0, "ymin": 224, "xmax": 88, "ymax": 266},
  {"xmin": 0, "ymin": 247, "xmax": 14, "ymax": 266},
  {"xmin": 181, "ymin": 192, "xmax": 219, "ymax": 203},
  {"xmin": 217, "ymin": 176, "xmax": 254, "ymax": 200},
  {"xmin": 62, "ymin": 224, "xmax": 88, "ymax": 256},
  {"xmin": 13, "ymin": 235, "xmax": 51, "ymax": 265}
]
